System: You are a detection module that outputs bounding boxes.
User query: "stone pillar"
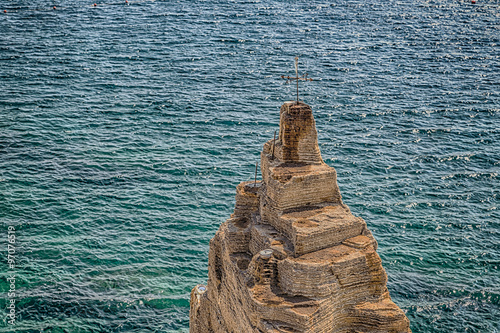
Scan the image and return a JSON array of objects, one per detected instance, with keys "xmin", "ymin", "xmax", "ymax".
[
  {"xmin": 277, "ymin": 101, "xmax": 322, "ymax": 164},
  {"xmin": 189, "ymin": 101, "xmax": 411, "ymax": 333}
]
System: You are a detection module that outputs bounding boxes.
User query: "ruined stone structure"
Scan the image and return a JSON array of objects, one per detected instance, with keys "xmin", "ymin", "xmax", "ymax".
[{"xmin": 190, "ymin": 101, "xmax": 411, "ymax": 333}]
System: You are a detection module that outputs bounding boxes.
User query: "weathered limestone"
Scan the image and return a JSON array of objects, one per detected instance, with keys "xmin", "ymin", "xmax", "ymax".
[{"xmin": 190, "ymin": 101, "xmax": 411, "ymax": 333}]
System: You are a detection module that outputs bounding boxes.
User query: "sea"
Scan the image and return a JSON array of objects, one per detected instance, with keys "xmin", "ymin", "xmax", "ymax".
[{"xmin": 0, "ymin": 0, "xmax": 498, "ymax": 332}]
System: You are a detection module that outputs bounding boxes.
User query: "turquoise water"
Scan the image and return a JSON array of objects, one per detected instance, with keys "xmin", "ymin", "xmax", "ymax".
[{"xmin": 0, "ymin": 0, "xmax": 498, "ymax": 331}]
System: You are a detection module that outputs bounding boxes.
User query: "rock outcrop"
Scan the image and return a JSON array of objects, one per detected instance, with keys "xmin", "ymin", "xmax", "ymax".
[{"xmin": 190, "ymin": 101, "xmax": 411, "ymax": 333}]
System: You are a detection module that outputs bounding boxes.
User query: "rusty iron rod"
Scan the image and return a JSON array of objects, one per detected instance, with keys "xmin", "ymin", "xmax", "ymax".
[
  {"xmin": 254, "ymin": 161, "xmax": 258, "ymax": 187},
  {"xmin": 271, "ymin": 130, "xmax": 276, "ymax": 160},
  {"xmin": 295, "ymin": 57, "xmax": 299, "ymax": 103}
]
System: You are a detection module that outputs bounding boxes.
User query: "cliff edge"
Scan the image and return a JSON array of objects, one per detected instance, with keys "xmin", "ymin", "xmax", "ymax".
[{"xmin": 190, "ymin": 101, "xmax": 411, "ymax": 333}]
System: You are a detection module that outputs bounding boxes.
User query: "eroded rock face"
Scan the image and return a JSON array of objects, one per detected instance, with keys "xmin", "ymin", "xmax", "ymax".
[{"xmin": 190, "ymin": 101, "xmax": 411, "ymax": 333}]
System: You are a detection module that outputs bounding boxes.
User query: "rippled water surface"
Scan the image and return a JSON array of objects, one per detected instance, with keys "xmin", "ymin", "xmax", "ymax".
[{"xmin": 0, "ymin": 0, "xmax": 499, "ymax": 331}]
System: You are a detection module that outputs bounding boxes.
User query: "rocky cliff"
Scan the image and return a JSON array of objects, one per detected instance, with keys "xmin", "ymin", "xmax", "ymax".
[{"xmin": 190, "ymin": 101, "xmax": 411, "ymax": 333}]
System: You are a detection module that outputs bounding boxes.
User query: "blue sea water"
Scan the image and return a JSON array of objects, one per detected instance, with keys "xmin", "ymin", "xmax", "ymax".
[{"xmin": 0, "ymin": 0, "xmax": 499, "ymax": 331}]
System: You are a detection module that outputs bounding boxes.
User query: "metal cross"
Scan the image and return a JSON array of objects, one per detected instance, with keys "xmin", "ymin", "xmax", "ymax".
[{"xmin": 281, "ymin": 56, "xmax": 313, "ymax": 104}]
